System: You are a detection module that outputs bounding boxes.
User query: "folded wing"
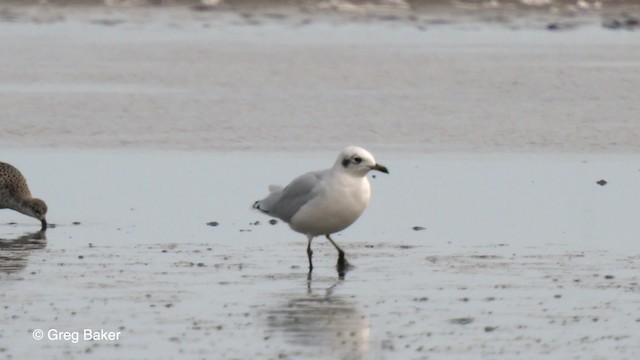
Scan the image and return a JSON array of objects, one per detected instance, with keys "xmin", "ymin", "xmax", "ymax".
[{"xmin": 253, "ymin": 170, "xmax": 326, "ymax": 223}]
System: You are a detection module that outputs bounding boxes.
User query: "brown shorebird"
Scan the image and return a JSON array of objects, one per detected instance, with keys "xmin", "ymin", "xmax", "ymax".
[{"xmin": 0, "ymin": 162, "xmax": 48, "ymax": 231}]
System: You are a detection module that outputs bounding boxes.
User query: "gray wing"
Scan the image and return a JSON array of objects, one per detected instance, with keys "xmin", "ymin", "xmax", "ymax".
[{"xmin": 253, "ymin": 170, "xmax": 327, "ymax": 223}]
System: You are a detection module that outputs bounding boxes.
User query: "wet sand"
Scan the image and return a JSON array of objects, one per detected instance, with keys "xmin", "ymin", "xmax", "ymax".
[
  {"xmin": 2, "ymin": 150, "xmax": 640, "ymax": 359},
  {"xmin": 1, "ymin": 4, "xmax": 640, "ymax": 360},
  {"xmin": 0, "ymin": 5, "xmax": 639, "ymax": 152}
]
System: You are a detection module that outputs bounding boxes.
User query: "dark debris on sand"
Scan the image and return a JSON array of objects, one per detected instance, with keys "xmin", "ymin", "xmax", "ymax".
[
  {"xmin": 603, "ymin": 13, "xmax": 640, "ymax": 30},
  {"xmin": 546, "ymin": 22, "xmax": 577, "ymax": 31},
  {"xmin": 206, "ymin": 221, "xmax": 219, "ymax": 227},
  {"xmin": 449, "ymin": 317, "xmax": 474, "ymax": 325}
]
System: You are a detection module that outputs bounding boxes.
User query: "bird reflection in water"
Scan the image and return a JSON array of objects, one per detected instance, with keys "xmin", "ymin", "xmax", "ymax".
[
  {"xmin": 336, "ymin": 257, "xmax": 351, "ymax": 280},
  {"xmin": 0, "ymin": 230, "xmax": 47, "ymax": 274},
  {"xmin": 265, "ymin": 278, "xmax": 370, "ymax": 359}
]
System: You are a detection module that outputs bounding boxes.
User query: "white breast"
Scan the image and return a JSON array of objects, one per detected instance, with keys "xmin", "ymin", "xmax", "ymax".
[{"xmin": 289, "ymin": 174, "xmax": 371, "ymax": 237}]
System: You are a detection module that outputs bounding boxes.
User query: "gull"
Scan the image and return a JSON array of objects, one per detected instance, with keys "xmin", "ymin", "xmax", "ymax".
[
  {"xmin": 0, "ymin": 162, "xmax": 48, "ymax": 231},
  {"xmin": 253, "ymin": 146, "xmax": 388, "ymax": 272}
]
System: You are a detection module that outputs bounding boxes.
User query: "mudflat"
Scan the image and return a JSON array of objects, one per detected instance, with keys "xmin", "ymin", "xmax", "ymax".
[
  {"xmin": 0, "ymin": 3, "xmax": 639, "ymax": 152},
  {"xmin": 1, "ymin": 3, "xmax": 639, "ymax": 359}
]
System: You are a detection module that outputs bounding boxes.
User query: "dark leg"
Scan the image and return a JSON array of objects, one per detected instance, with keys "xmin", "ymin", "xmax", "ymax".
[
  {"xmin": 325, "ymin": 234, "xmax": 345, "ymax": 259},
  {"xmin": 306, "ymin": 235, "xmax": 314, "ymax": 272},
  {"xmin": 326, "ymin": 234, "xmax": 350, "ymax": 278}
]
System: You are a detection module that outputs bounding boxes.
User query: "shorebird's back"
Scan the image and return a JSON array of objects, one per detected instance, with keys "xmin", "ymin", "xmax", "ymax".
[{"xmin": 0, "ymin": 162, "xmax": 31, "ymax": 207}]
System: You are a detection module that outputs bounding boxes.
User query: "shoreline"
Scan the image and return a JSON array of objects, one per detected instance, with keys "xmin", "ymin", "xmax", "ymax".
[{"xmin": 1, "ymin": 1, "xmax": 638, "ymax": 30}]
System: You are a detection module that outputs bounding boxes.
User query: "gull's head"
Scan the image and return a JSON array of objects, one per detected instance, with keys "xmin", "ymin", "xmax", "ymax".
[{"xmin": 335, "ymin": 146, "xmax": 389, "ymax": 177}]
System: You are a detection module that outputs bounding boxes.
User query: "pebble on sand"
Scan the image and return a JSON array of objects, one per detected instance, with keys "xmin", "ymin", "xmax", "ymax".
[{"xmin": 449, "ymin": 317, "xmax": 474, "ymax": 325}]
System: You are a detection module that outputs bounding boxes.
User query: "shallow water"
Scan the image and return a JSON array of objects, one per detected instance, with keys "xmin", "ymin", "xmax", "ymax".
[{"xmin": 1, "ymin": 149, "xmax": 639, "ymax": 359}]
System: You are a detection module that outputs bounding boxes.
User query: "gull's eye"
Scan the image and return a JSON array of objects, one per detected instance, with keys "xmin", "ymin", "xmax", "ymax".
[{"xmin": 353, "ymin": 157, "xmax": 362, "ymax": 164}]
